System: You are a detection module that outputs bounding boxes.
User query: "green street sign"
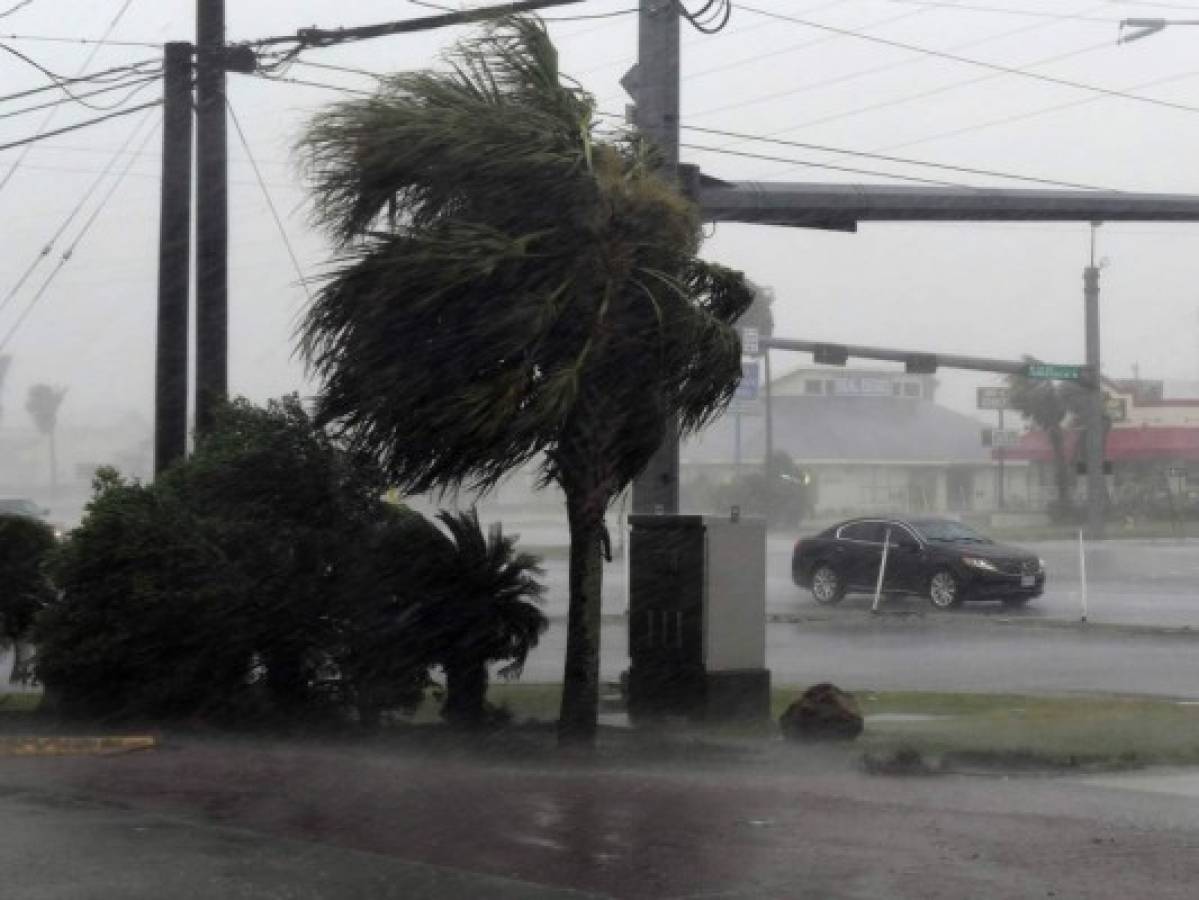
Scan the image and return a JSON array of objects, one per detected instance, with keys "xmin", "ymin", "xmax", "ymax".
[{"xmin": 1026, "ymin": 363, "xmax": 1083, "ymax": 381}]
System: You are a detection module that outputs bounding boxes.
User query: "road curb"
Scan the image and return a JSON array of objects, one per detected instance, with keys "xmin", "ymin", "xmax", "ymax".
[{"xmin": 0, "ymin": 735, "xmax": 156, "ymax": 757}]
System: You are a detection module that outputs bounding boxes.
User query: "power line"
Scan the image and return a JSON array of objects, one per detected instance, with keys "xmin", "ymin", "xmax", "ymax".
[
  {"xmin": 0, "ymin": 32, "xmax": 160, "ymax": 49},
  {"xmin": 0, "ymin": 57, "xmax": 159, "ymax": 104},
  {"xmin": 737, "ymin": 3, "xmax": 1199, "ymax": 117},
  {"xmin": 0, "ymin": 0, "xmax": 139, "ymax": 196},
  {"xmin": 252, "ymin": 72, "xmax": 373, "ymax": 96},
  {"xmin": 680, "ymin": 142, "xmax": 973, "ymax": 187},
  {"xmin": 878, "ymin": 0, "xmax": 1120, "ymax": 23},
  {"xmin": 0, "ymin": 115, "xmax": 160, "ymax": 354},
  {"xmin": 688, "ymin": 2, "xmax": 1113, "ymax": 118},
  {"xmin": 0, "ymin": 109, "xmax": 154, "ymax": 318},
  {"xmin": 0, "ymin": 72, "xmax": 161, "ymax": 121},
  {"xmin": 0, "ymin": 100, "xmax": 163, "ymax": 153},
  {"xmin": 679, "ymin": 123, "xmax": 1111, "ymax": 190},
  {"xmin": 0, "ymin": 0, "xmax": 34, "ymax": 19},
  {"xmin": 226, "ymin": 97, "xmax": 313, "ymax": 301}
]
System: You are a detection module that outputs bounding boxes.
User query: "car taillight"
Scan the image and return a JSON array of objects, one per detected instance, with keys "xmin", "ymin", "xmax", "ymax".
[{"xmin": 794, "ymin": 539, "xmax": 805, "ymax": 554}]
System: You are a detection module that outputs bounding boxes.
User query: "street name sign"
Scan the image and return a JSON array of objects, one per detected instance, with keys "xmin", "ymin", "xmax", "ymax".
[
  {"xmin": 982, "ymin": 428, "xmax": 1021, "ymax": 449},
  {"xmin": 1026, "ymin": 363, "xmax": 1083, "ymax": 380},
  {"xmin": 976, "ymin": 386, "xmax": 1011, "ymax": 410}
]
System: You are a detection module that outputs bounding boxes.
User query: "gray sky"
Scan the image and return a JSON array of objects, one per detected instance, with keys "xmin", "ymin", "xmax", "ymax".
[{"xmin": 4, "ymin": 0, "xmax": 1199, "ymax": 439}]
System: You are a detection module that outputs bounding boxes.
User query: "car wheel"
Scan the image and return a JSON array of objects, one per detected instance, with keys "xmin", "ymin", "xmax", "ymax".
[
  {"xmin": 928, "ymin": 569, "xmax": 963, "ymax": 610},
  {"xmin": 811, "ymin": 564, "xmax": 846, "ymax": 605}
]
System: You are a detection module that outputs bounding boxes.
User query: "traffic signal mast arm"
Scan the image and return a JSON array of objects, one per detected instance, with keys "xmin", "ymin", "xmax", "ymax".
[{"xmin": 760, "ymin": 336, "xmax": 1088, "ymax": 380}]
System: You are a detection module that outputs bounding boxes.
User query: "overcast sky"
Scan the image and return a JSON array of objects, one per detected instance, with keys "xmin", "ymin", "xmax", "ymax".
[{"xmin": 4, "ymin": 0, "xmax": 1199, "ymax": 441}]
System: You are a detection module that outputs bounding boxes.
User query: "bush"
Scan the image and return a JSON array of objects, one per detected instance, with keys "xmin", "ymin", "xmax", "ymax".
[
  {"xmin": 0, "ymin": 513, "xmax": 56, "ymax": 682},
  {"xmin": 34, "ymin": 397, "xmax": 548, "ymax": 729},
  {"xmin": 36, "ymin": 470, "xmax": 257, "ymax": 720}
]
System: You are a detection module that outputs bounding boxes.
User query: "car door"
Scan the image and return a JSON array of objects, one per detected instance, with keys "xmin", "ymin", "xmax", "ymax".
[
  {"xmin": 837, "ymin": 521, "xmax": 885, "ymax": 589},
  {"xmin": 881, "ymin": 523, "xmax": 924, "ymax": 593}
]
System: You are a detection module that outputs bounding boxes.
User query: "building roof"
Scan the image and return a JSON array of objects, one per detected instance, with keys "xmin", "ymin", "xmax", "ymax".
[
  {"xmin": 682, "ymin": 395, "xmax": 992, "ymax": 466},
  {"xmin": 1002, "ymin": 427, "xmax": 1199, "ymax": 463}
]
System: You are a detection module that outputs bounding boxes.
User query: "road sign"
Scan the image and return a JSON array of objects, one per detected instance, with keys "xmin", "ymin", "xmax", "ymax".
[
  {"xmin": 976, "ymin": 386, "xmax": 1011, "ymax": 410},
  {"xmin": 740, "ymin": 327, "xmax": 759, "ymax": 356},
  {"xmin": 1026, "ymin": 363, "xmax": 1083, "ymax": 380},
  {"xmin": 734, "ymin": 359, "xmax": 760, "ymax": 400},
  {"xmin": 982, "ymin": 428, "xmax": 1021, "ymax": 449}
]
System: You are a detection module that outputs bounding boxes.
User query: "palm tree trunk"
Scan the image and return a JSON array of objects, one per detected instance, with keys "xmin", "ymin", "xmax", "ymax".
[
  {"xmin": 558, "ymin": 494, "xmax": 605, "ymax": 747},
  {"xmin": 1048, "ymin": 426, "xmax": 1070, "ymax": 512}
]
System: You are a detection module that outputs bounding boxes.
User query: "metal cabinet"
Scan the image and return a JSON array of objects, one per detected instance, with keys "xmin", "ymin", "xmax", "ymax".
[{"xmin": 627, "ymin": 514, "xmax": 770, "ymax": 722}]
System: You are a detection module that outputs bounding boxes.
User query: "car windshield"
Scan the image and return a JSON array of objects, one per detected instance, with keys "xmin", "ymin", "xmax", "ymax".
[{"xmin": 913, "ymin": 520, "xmax": 991, "ymax": 544}]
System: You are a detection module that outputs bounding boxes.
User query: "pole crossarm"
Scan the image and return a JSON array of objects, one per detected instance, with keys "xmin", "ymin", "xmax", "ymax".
[
  {"xmin": 698, "ymin": 179, "xmax": 1199, "ymax": 231},
  {"xmin": 761, "ymin": 336, "xmax": 1083, "ymax": 378}
]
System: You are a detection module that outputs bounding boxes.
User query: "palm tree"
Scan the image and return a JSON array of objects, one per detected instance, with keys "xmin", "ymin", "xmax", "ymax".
[
  {"xmin": 427, "ymin": 509, "xmax": 547, "ymax": 727},
  {"xmin": 1006, "ymin": 361, "xmax": 1086, "ymax": 515},
  {"xmin": 298, "ymin": 17, "xmax": 752, "ymax": 745},
  {"xmin": 26, "ymin": 384, "xmax": 67, "ymax": 488}
]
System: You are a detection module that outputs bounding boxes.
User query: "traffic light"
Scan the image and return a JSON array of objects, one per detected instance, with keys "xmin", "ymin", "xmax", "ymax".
[
  {"xmin": 905, "ymin": 353, "xmax": 938, "ymax": 374},
  {"xmin": 813, "ymin": 343, "xmax": 848, "ymax": 366}
]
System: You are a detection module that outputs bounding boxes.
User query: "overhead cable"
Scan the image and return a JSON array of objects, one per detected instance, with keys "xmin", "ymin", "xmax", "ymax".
[
  {"xmin": 0, "ymin": 114, "xmax": 160, "ymax": 354},
  {"xmin": 737, "ymin": 3, "xmax": 1199, "ymax": 117},
  {"xmin": 227, "ymin": 98, "xmax": 313, "ymax": 301},
  {"xmin": 0, "ymin": 100, "xmax": 162, "ymax": 153},
  {"xmin": 0, "ymin": 109, "xmax": 152, "ymax": 318},
  {"xmin": 0, "ymin": 0, "xmax": 139, "ymax": 196}
]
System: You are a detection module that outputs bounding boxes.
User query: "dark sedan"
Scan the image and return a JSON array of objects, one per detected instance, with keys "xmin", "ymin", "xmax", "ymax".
[{"xmin": 792, "ymin": 517, "xmax": 1045, "ymax": 609}]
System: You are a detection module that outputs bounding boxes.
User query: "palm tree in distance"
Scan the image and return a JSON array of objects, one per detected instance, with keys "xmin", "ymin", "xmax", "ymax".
[
  {"xmin": 26, "ymin": 384, "xmax": 67, "ymax": 488},
  {"xmin": 298, "ymin": 16, "xmax": 752, "ymax": 745},
  {"xmin": 1006, "ymin": 360, "xmax": 1086, "ymax": 517}
]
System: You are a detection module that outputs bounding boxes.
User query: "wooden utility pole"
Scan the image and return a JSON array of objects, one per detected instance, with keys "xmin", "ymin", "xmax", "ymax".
[
  {"xmin": 629, "ymin": 0, "xmax": 682, "ymax": 515},
  {"xmin": 195, "ymin": 0, "xmax": 228, "ymax": 436},
  {"xmin": 154, "ymin": 41, "xmax": 194, "ymax": 475},
  {"xmin": 1083, "ymin": 225, "xmax": 1106, "ymax": 538}
]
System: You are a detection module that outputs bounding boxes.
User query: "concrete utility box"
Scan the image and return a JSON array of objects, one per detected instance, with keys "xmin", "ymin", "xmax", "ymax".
[{"xmin": 627, "ymin": 514, "xmax": 770, "ymax": 722}]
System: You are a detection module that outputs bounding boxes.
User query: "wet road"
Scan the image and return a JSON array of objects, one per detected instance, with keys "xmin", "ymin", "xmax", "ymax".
[
  {"xmin": 539, "ymin": 536, "xmax": 1199, "ymax": 628},
  {"xmin": 528, "ymin": 537, "xmax": 1199, "ymax": 697},
  {"xmin": 5, "ymin": 738, "xmax": 1199, "ymax": 899}
]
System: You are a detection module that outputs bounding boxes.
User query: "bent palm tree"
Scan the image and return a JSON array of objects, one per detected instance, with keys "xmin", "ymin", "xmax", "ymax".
[{"xmin": 298, "ymin": 16, "xmax": 752, "ymax": 745}]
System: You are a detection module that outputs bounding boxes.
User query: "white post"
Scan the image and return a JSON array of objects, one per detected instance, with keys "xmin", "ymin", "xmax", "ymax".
[
  {"xmin": 1078, "ymin": 529, "xmax": 1088, "ymax": 623},
  {"xmin": 872, "ymin": 528, "xmax": 891, "ymax": 613}
]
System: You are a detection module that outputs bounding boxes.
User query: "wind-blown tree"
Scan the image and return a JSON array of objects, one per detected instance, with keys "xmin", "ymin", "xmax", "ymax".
[
  {"xmin": 1006, "ymin": 361, "xmax": 1086, "ymax": 516},
  {"xmin": 26, "ymin": 384, "xmax": 66, "ymax": 488},
  {"xmin": 427, "ymin": 509, "xmax": 546, "ymax": 727},
  {"xmin": 298, "ymin": 17, "xmax": 752, "ymax": 744}
]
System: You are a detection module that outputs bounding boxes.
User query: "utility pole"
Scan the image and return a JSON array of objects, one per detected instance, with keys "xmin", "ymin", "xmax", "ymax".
[
  {"xmin": 629, "ymin": 0, "xmax": 681, "ymax": 515},
  {"xmin": 1084, "ymin": 223, "xmax": 1106, "ymax": 538},
  {"xmin": 996, "ymin": 407, "xmax": 1006, "ymax": 510},
  {"xmin": 154, "ymin": 41, "xmax": 194, "ymax": 475},
  {"xmin": 195, "ymin": 0, "xmax": 228, "ymax": 436}
]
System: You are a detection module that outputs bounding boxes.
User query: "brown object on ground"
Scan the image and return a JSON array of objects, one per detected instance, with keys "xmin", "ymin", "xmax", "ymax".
[{"xmin": 779, "ymin": 683, "xmax": 864, "ymax": 741}]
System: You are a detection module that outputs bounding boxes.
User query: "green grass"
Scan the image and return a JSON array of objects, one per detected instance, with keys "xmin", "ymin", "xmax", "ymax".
[
  {"xmin": 0, "ymin": 693, "xmax": 42, "ymax": 713},
  {"xmin": 476, "ymin": 684, "xmax": 1199, "ymax": 770}
]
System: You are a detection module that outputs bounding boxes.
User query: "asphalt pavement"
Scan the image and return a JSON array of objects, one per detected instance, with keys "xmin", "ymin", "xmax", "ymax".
[
  {"xmin": 525, "ymin": 534, "xmax": 1199, "ymax": 698},
  {"xmin": 4, "ymin": 738, "xmax": 1199, "ymax": 899}
]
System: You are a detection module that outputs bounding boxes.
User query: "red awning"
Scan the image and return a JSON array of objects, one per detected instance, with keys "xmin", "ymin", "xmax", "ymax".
[{"xmin": 997, "ymin": 427, "xmax": 1199, "ymax": 462}]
